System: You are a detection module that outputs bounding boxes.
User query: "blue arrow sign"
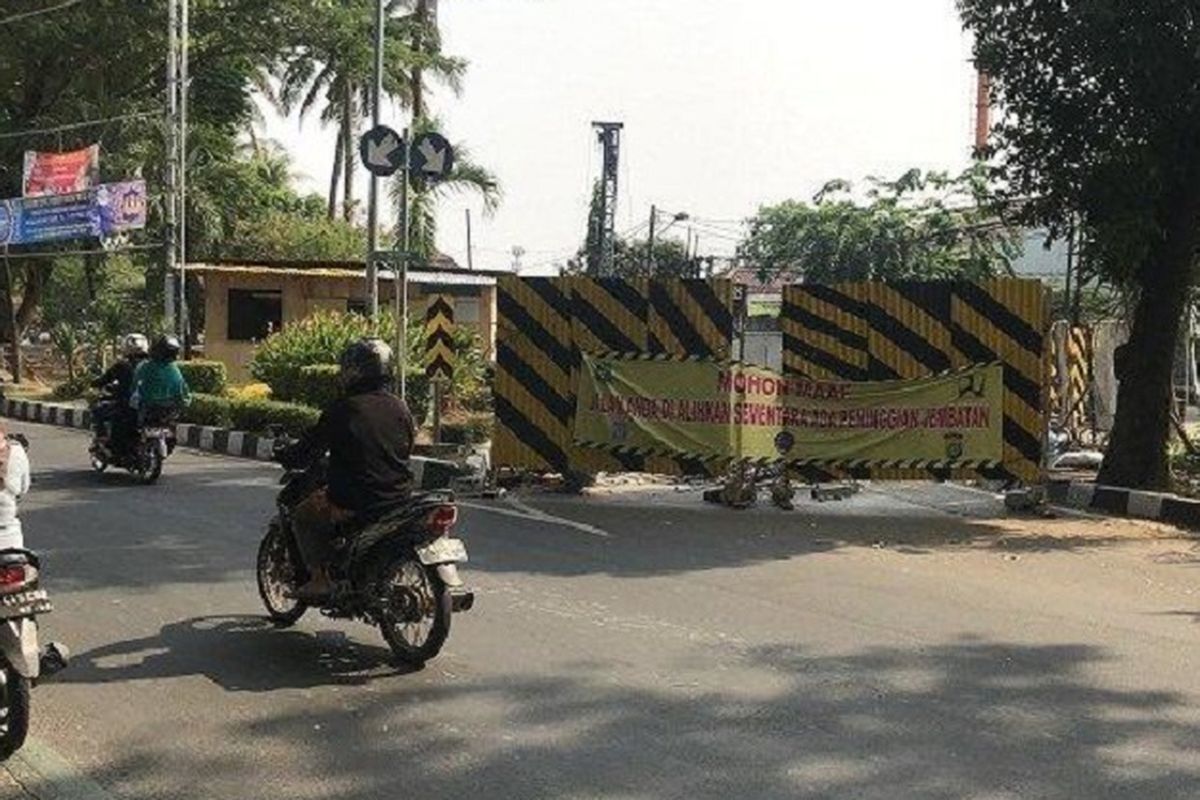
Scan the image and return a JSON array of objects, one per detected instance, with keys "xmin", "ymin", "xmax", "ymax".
[
  {"xmin": 359, "ymin": 125, "xmax": 406, "ymax": 177},
  {"xmin": 409, "ymin": 132, "xmax": 454, "ymax": 183}
]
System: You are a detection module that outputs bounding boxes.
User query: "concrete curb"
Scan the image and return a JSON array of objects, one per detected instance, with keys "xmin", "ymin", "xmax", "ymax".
[
  {"xmin": 1047, "ymin": 479, "xmax": 1200, "ymax": 531},
  {"xmin": 0, "ymin": 397, "xmax": 473, "ymax": 490},
  {"xmin": 0, "ymin": 397, "xmax": 282, "ymax": 462}
]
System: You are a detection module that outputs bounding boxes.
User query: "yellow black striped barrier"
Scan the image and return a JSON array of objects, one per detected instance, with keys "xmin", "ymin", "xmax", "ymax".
[
  {"xmin": 494, "ymin": 277, "xmax": 1048, "ymax": 484},
  {"xmin": 424, "ymin": 294, "xmax": 456, "ymax": 380},
  {"xmin": 782, "ymin": 279, "xmax": 1048, "ymax": 483}
]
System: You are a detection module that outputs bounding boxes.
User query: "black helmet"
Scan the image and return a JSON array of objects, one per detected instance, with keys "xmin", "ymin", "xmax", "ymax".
[
  {"xmin": 339, "ymin": 337, "xmax": 393, "ymax": 391},
  {"xmin": 153, "ymin": 335, "xmax": 182, "ymax": 361}
]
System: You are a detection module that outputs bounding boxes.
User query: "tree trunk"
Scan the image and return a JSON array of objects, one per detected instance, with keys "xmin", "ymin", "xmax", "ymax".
[
  {"xmin": 1, "ymin": 254, "xmax": 22, "ymax": 384},
  {"xmin": 1098, "ymin": 179, "xmax": 1200, "ymax": 489},
  {"xmin": 328, "ymin": 127, "xmax": 344, "ymax": 221},
  {"xmin": 412, "ymin": 0, "xmax": 427, "ymax": 124},
  {"xmin": 341, "ymin": 84, "xmax": 355, "ymax": 223}
]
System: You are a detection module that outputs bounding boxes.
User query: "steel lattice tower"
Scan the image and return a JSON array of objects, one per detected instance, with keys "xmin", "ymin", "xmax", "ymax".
[{"xmin": 591, "ymin": 121, "xmax": 624, "ymax": 276}]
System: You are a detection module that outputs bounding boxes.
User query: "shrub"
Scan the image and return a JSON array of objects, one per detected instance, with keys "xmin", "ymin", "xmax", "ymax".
[
  {"xmin": 181, "ymin": 393, "xmax": 234, "ymax": 428},
  {"xmin": 292, "ymin": 365, "xmax": 342, "ymax": 410},
  {"xmin": 228, "ymin": 383, "xmax": 272, "ymax": 401},
  {"xmin": 250, "ymin": 310, "xmax": 432, "ymax": 416},
  {"xmin": 440, "ymin": 412, "xmax": 493, "ymax": 445},
  {"xmin": 179, "ymin": 394, "xmax": 317, "ymax": 437},
  {"xmin": 50, "ymin": 374, "xmax": 95, "ymax": 401},
  {"xmin": 178, "ymin": 360, "xmax": 228, "ymax": 396},
  {"xmin": 229, "ymin": 397, "xmax": 320, "ymax": 438}
]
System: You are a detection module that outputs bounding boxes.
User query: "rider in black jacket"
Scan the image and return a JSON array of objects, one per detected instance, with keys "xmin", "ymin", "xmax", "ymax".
[
  {"xmin": 282, "ymin": 338, "xmax": 416, "ymax": 600},
  {"xmin": 91, "ymin": 334, "xmax": 149, "ymax": 449}
]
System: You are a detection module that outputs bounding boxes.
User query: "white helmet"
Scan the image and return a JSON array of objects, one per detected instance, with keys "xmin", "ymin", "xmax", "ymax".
[{"xmin": 123, "ymin": 334, "xmax": 149, "ymax": 358}]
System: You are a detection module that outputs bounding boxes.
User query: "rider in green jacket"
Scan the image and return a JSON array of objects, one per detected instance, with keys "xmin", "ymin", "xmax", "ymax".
[{"xmin": 133, "ymin": 336, "xmax": 190, "ymax": 411}]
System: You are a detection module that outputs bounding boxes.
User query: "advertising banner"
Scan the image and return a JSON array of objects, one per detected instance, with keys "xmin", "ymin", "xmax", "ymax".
[
  {"xmin": 575, "ymin": 355, "xmax": 1005, "ymax": 468},
  {"xmin": 0, "ymin": 180, "xmax": 147, "ymax": 246},
  {"xmin": 22, "ymin": 145, "xmax": 99, "ymax": 197}
]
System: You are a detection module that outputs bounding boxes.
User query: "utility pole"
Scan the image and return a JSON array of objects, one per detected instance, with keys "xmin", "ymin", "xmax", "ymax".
[
  {"xmin": 164, "ymin": 0, "xmax": 178, "ymax": 330},
  {"xmin": 465, "ymin": 208, "xmax": 474, "ymax": 270},
  {"xmin": 178, "ymin": 0, "xmax": 189, "ymax": 344},
  {"xmin": 366, "ymin": 0, "xmax": 386, "ymax": 320},
  {"xmin": 646, "ymin": 205, "xmax": 657, "ymax": 277},
  {"xmin": 591, "ymin": 121, "xmax": 623, "ymax": 276}
]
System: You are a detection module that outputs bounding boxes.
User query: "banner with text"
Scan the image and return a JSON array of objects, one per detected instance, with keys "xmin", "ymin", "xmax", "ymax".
[
  {"xmin": 0, "ymin": 181, "xmax": 146, "ymax": 246},
  {"xmin": 575, "ymin": 355, "xmax": 1005, "ymax": 468},
  {"xmin": 23, "ymin": 145, "xmax": 99, "ymax": 197}
]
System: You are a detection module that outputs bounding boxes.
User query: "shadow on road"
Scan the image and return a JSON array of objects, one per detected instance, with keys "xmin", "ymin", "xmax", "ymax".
[
  {"xmin": 79, "ymin": 637, "xmax": 1200, "ymax": 799},
  {"xmin": 58, "ymin": 615, "xmax": 411, "ymax": 692}
]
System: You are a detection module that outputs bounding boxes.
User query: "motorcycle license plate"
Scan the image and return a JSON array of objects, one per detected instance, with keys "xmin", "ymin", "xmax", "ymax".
[{"xmin": 416, "ymin": 537, "xmax": 467, "ymax": 565}]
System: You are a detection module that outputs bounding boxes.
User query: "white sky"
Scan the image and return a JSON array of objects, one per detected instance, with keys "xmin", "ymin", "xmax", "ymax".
[{"xmin": 263, "ymin": 0, "xmax": 977, "ymax": 274}]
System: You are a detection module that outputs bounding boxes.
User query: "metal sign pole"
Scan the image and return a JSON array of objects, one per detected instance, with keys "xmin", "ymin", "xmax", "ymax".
[
  {"xmin": 364, "ymin": 0, "xmax": 386, "ymax": 321},
  {"xmin": 396, "ymin": 128, "xmax": 410, "ymax": 402},
  {"xmin": 164, "ymin": 0, "xmax": 178, "ymax": 331},
  {"xmin": 178, "ymin": 0, "xmax": 189, "ymax": 345}
]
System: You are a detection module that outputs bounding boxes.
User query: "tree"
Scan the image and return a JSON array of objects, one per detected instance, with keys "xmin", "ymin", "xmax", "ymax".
[
  {"xmin": 738, "ymin": 168, "xmax": 1020, "ymax": 283},
  {"xmin": 391, "ymin": 120, "xmax": 501, "ymax": 264},
  {"xmin": 273, "ymin": 0, "xmax": 465, "ymax": 221},
  {"xmin": 0, "ymin": 0, "xmax": 307, "ymax": 375},
  {"xmin": 959, "ymin": 1, "xmax": 1200, "ymax": 490}
]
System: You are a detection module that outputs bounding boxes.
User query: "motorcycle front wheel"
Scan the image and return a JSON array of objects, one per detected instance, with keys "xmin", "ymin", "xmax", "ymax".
[
  {"xmin": 378, "ymin": 559, "xmax": 452, "ymax": 665},
  {"xmin": 0, "ymin": 661, "xmax": 30, "ymax": 761},
  {"xmin": 257, "ymin": 522, "xmax": 308, "ymax": 627}
]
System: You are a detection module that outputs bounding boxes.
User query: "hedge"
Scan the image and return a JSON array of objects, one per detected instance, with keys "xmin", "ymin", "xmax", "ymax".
[
  {"xmin": 178, "ymin": 360, "xmax": 228, "ymax": 396},
  {"xmin": 180, "ymin": 393, "xmax": 318, "ymax": 438},
  {"xmin": 292, "ymin": 364, "xmax": 341, "ymax": 409}
]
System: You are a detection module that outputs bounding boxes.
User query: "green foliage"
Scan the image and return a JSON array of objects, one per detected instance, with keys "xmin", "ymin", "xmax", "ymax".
[
  {"xmin": 447, "ymin": 327, "xmax": 492, "ymax": 413},
  {"xmin": 178, "ymin": 361, "xmax": 228, "ymax": 397},
  {"xmin": 959, "ymin": 0, "xmax": 1200, "ymax": 489},
  {"xmin": 181, "ymin": 392, "xmax": 319, "ymax": 437},
  {"xmin": 739, "ymin": 168, "xmax": 1020, "ymax": 282},
  {"xmin": 440, "ymin": 412, "xmax": 493, "ymax": 446},
  {"xmin": 249, "ymin": 310, "xmax": 429, "ymax": 416},
  {"xmin": 49, "ymin": 322, "xmax": 82, "ymax": 381},
  {"xmin": 50, "ymin": 375, "xmax": 95, "ymax": 402},
  {"xmin": 223, "ymin": 211, "xmax": 367, "ymax": 262},
  {"xmin": 182, "ymin": 394, "xmax": 235, "ymax": 429},
  {"xmin": 292, "ymin": 365, "xmax": 343, "ymax": 410},
  {"xmin": 229, "ymin": 397, "xmax": 321, "ymax": 438},
  {"xmin": 576, "ymin": 182, "xmax": 697, "ymax": 278}
]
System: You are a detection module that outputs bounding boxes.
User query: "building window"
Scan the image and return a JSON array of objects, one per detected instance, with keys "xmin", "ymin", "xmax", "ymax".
[
  {"xmin": 228, "ymin": 289, "xmax": 282, "ymax": 341},
  {"xmin": 454, "ymin": 297, "xmax": 480, "ymax": 324}
]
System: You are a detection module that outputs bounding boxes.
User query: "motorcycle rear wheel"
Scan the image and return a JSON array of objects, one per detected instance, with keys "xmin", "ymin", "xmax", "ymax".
[
  {"xmin": 137, "ymin": 443, "xmax": 163, "ymax": 485},
  {"xmin": 378, "ymin": 560, "xmax": 452, "ymax": 665},
  {"xmin": 0, "ymin": 662, "xmax": 31, "ymax": 761},
  {"xmin": 257, "ymin": 523, "xmax": 308, "ymax": 627}
]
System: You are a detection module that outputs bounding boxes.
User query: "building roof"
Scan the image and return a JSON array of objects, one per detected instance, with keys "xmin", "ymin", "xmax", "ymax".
[{"xmin": 186, "ymin": 258, "xmax": 504, "ymax": 286}]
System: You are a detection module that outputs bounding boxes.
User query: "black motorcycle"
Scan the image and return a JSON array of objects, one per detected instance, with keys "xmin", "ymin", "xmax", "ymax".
[
  {"xmin": 256, "ymin": 446, "xmax": 474, "ymax": 666},
  {"xmin": 89, "ymin": 400, "xmax": 178, "ymax": 485}
]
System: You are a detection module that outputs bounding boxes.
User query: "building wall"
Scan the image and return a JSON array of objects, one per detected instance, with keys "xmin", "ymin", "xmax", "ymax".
[{"xmin": 202, "ymin": 272, "xmax": 497, "ymax": 383}]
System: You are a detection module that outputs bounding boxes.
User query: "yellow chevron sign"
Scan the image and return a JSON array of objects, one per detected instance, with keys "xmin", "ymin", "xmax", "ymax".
[{"xmin": 424, "ymin": 294, "xmax": 456, "ymax": 380}]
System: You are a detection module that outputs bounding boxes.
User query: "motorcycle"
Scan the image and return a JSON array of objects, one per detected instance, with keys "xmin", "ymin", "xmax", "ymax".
[
  {"xmin": 89, "ymin": 400, "xmax": 178, "ymax": 485},
  {"xmin": 255, "ymin": 444, "xmax": 475, "ymax": 666}
]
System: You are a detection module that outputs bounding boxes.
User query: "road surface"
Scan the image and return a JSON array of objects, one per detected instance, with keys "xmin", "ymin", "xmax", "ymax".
[{"xmin": 4, "ymin": 420, "xmax": 1200, "ymax": 799}]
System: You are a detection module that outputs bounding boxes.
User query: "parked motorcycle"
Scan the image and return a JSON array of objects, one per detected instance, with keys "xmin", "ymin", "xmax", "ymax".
[
  {"xmin": 89, "ymin": 401, "xmax": 178, "ymax": 484},
  {"xmin": 256, "ymin": 445, "xmax": 474, "ymax": 666},
  {"xmin": 0, "ymin": 548, "xmax": 67, "ymax": 760}
]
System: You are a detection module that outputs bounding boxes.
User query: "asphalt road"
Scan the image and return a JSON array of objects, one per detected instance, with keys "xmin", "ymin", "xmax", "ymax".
[{"xmin": 4, "ymin": 420, "xmax": 1200, "ymax": 799}]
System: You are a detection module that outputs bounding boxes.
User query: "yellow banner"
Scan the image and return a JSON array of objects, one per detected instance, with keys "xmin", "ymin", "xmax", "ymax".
[{"xmin": 574, "ymin": 355, "xmax": 1005, "ymax": 467}]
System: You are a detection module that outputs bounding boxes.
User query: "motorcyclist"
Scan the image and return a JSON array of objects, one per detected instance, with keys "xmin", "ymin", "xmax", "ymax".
[
  {"xmin": 0, "ymin": 425, "xmax": 31, "ymax": 552},
  {"xmin": 91, "ymin": 334, "xmax": 149, "ymax": 451},
  {"xmin": 131, "ymin": 335, "xmax": 190, "ymax": 423},
  {"xmin": 281, "ymin": 338, "xmax": 416, "ymax": 600}
]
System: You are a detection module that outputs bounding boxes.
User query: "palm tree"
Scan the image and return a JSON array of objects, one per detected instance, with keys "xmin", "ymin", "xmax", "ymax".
[
  {"xmin": 390, "ymin": 119, "xmax": 502, "ymax": 264},
  {"xmin": 273, "ymin": 0, "xmax": 464, "ymax": 221}
]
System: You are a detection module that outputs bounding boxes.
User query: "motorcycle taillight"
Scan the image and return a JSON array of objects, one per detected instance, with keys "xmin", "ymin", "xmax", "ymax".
[
  {"xmin": 0, "ymin": 564, "xmax": 34, "ymax": 594},
  {"xmin": 425, "ymin": 505, "xmax": 458, "ymax": 536}
]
